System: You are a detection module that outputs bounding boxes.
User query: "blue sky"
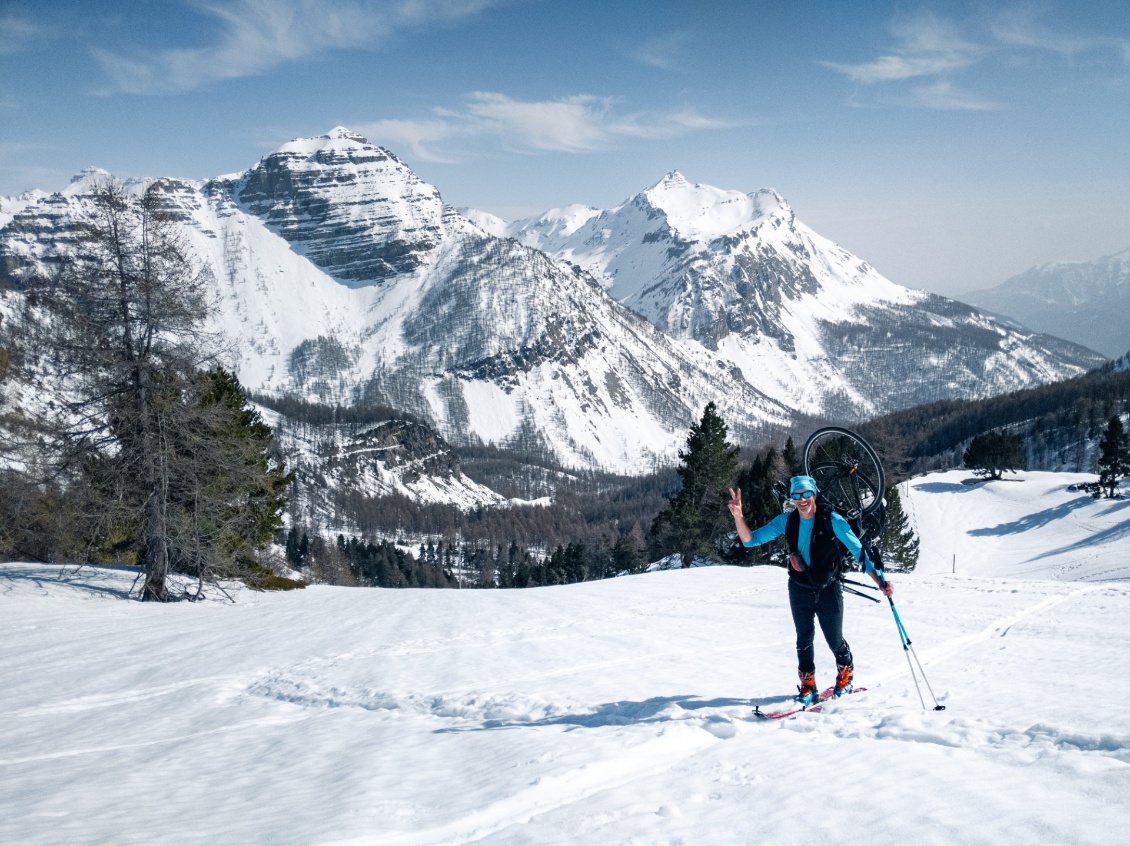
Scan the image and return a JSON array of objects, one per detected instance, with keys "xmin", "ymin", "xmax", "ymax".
[{"xmin": 2, "ymin": 0, "xmax": 1128, "ymax": 296}]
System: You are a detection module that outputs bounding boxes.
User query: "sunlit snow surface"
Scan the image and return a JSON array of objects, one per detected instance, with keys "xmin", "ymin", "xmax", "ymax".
[{"xmin": 3, "ymin": 470, "xmax": 1130, "ymax": 845}]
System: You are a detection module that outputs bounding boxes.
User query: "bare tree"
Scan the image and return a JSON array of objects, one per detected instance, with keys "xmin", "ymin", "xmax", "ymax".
[{"xmin": 20, "ymin": 178, "xmax": 217, "ymax": 599}]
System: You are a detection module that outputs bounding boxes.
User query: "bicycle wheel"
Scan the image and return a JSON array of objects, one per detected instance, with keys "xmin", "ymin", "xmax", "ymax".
[{"xmin": 802, "ymin": 427, "xmax": 885, "ymax": 517}]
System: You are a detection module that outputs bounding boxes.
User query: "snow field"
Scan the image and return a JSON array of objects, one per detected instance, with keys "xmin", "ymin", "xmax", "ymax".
[{"xmin": 3, "ymin": 470, "xmax": 1130, "ymax": 844}]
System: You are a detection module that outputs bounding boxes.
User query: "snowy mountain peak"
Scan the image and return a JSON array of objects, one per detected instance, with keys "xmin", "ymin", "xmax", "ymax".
[
  {"xmin": 229, "ymin": 128, "xmax": 446, "ymax": 285},
  {"xmin": 63, "ymin": 167, "xmax": 114, "ymax": 192},
  {"xmin": 505, "ymin": 204, "xmax": 601, "ymax": 248},
  {"xmin": 458, "ymin": 207, "xmax": 509, "ymax": 238},
  {"xmin": 70, "ymin": 166, "xmax": 111, "ymax": 182},
  {"xmin": 652, "ymin": 170, "xmax": 689, "ymax": 188},
  {"xmin": 964, "ymin": 244, "xmax": 1130, "ymax": 358},
  {"xmin": 638, "ymin": 172, "xmax": 784, "ymax": 241},
  {"xmin": 0, "ymin": 188, "xmax": 50, "ymax": 229},
  {"xmin": 272, "ymin": 126, "xmax": 392, "ymax": 160},
  {"xmin": 514, "ymin": 172, "xmax": 1104, "ymax": 417}
]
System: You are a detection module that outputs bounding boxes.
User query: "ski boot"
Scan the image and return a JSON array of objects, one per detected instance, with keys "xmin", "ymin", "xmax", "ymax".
[
  {"xmin": 833, "ymin": 663, "xmax": 854, "ymax": 698},
  {"xmin": 795, "ymin": 670, "xmax": 820, "ymax": 706}
]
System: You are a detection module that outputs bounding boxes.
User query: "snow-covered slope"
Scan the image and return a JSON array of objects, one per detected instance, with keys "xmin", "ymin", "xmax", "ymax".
[
  {"xmin": 259, "ymin": 407, "xmax": 505, "ymax": 517},
  {"xmin": 963, "ymin": 246, "xmax": 1130, "ymax": 359},
  {"xmin": 2, "ymin": 469, "xmax": 1129, "ymax": 845},
  {"xmin": 507, "ymin": 173, "xmax": 1106, "ymax": 418},
  {"xmin": 0, "ymin": 188, "xmax": 48, "ymax": 230},
  {"xmin": 905, "ymin": 469, "xmax": 1129, "ymax": 582}
]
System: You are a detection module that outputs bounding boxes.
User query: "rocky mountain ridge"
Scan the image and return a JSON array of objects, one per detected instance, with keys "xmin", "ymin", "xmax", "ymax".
[
  {"xmin": 0, "ymin": 129, "xmax": 793, "ymax": 479},
  {"xmin": 0, "ymin": 129, "xmax": 1108, "ymax": 485},
  {"xmin": 504, "ymin": 171, "xmax": 1106, "ymax": 420}
]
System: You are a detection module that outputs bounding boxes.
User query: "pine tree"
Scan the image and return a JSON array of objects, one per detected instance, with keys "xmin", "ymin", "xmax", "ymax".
[
  {"xmin": 879, "ymin": 483, "xmax": 919, "ymax": 571},
  {"xmin": 782, "ymin": 436, "xmax": 803, "ymax": 477},
  {"xmin": 652, "ymin": 402, "xmax": 739, "ymax": 567},
  {"xmin": 1096, "ymin": 415, "xmax": 1130, "ymax": 498},
  {"xmin": 612, "ymin": 534, "xmax": 647, "ymax": 575},
  {"xmin": 728, "ymin": 447, "xmax": 788, "ymax": 567},
  {"xmin": 963, "ymin": 430, "xmax": 1025, "ymax": 480},
  {"xmin": 182, "ymin": 367, "xmax": 293, "ymax": 571}
]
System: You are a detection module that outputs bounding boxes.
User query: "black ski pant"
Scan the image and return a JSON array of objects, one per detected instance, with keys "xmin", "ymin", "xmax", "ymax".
[{"xmin": 788, "ymin": 578, "xmax": 853, "ymax": 675}]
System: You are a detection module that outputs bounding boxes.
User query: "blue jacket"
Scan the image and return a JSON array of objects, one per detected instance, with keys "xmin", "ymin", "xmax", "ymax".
[{"xmin": 743, "ymin": 506, "xmax": 876, "ymax": 586}]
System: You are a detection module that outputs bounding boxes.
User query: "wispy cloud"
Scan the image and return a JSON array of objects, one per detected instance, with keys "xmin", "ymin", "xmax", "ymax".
[
  {"xmin": 357, "ymin": 92, "xmax": 741, "ymax": 161},
  {"xmin": 0, "ymin": 13, "xmax": 40, "ymax": 55},
  {"xmin": 631, "ymin": 31, "xmax": 692, "ymax": 71},
  {"xmin": 909, "ymin": 81, "xmax": 997, "ymax": 112},
  {"xmin": 825, "ymin": 7, "xmax": 1130, "ymax": 111},
  {"xmin": 457, "ymin": 93, "xmax": 616, "ymax": 152},
  {"xmin": 989, "ymin": 8, "xmax": 1119, "ymax": 57},
  {"xmin": 824, "ymin": 11, "xmax": 982, "ymax": 84},
  {"xmin": 354, "ymin": 118, "xmax": 460, "ymax": 163},
  {"xmin": 91, "ymin": 0, "xmax": 504, "ymax": 94}
]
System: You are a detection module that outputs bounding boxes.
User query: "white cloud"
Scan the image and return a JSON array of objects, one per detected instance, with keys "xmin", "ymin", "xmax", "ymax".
[
  {"xmin": 909, "ymin": 81, "xmax": 998, "ymax": 112},
  {"xmin": 352, "ymin": 118, "xmax": 459, "ymax": 163},
  {"xmin": 460, "ymin": 92, "xmax": 615, "ymax": 152},
  {"xmin": 989, "ymin": 8, "xmax": 1107, "ymax": 57},
  {"xmin": 824, "ymin": 11, "xmax": 981, "ymax": 84},
  {"xmin": 91, "ymin": 0, "xmax": 504, "ymax": 94},
  {"xmin": 825, "ymin": 53, "xmax": 975, "ymax": 84},
  {"xmin": 631, "ymin": 32, "xmax": 692, "ymax": 71},
  {"xmin": 828, "ymin": 7, "xmax": 1130, "ymax": 110},
  {"xmin": 356, "ymin": 92, "xmax": 740, "ymax": 161},
  {"xmin": 0, "ymin": 13, "xmax": 39, "ymax": 55}
]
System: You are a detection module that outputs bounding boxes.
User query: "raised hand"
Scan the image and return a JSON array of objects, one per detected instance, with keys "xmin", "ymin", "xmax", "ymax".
[{"xmin": 727, "ymin": 487, "xmax": 743, "ymax": 518}]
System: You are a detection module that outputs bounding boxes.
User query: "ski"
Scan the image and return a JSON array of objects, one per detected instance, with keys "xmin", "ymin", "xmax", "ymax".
[{"xmin": 752, "ymin": 686, "xmax": 866, "ymax": 720}]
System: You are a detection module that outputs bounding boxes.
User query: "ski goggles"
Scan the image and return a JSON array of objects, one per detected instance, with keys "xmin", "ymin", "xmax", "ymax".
[{"xmin": 790, "ymin": 491, "xmax": 815, "ymax": 500}]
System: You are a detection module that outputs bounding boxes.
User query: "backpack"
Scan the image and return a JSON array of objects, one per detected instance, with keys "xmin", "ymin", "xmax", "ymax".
[{"xmin": 775, "ymin": 480, "xmax": 887, "ymax": 575}]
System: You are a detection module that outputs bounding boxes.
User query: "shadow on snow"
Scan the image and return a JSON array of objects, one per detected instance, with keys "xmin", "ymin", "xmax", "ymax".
[
  {"xmin": 967, "ymin": 495, "xmax": 1098, "ymax": 537},
  {"xmin": 0, "ymin": 563, "xmax": 139, "ymax": 600},
  {"xmin": 434, "ymin": 693, "xmax": 789, "ymax": 733}
]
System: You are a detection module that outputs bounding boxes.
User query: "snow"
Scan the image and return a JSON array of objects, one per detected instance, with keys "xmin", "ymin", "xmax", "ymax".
[
  {"xmin": 273, "ymin": 126, "xmax": 379, "ymax": 158},
  {"xmin": 461, "ymin": 380, "xmax": 523, "ymax": 444},
  {"xmin": 641, "ymin": 172, "xmax": 766, "ymax": 241},
  {"xmin": 3, "ymin": 469, "xmax": 1130, "ymax": 844},
  {"xmin": 905, "ymin": 469, "xmax": 1130, "ymax": 582}
]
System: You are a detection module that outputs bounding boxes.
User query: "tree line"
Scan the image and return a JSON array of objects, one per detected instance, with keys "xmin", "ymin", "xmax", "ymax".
[{"xmin": 861, "ymin": 361, "xmax": 1130, "ymax": 479}]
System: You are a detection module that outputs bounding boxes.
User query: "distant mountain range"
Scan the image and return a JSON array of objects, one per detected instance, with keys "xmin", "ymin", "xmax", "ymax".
[
  {"xmin": 0, "ymin": 128, "xmax": 1107, "ymax": 482},
  {"xmin": 963, "ymin": 247, "xmax": 1130, "ymax": 359}
]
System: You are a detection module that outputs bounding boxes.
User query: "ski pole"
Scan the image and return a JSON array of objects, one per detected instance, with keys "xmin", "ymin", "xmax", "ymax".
[
  {"xmin": 886, "ymin": 593, "xmax": 945, "ymax": 711},
  {"xmin": 842, "ymin": 583, "xmax": 881, "ymax": 603}
]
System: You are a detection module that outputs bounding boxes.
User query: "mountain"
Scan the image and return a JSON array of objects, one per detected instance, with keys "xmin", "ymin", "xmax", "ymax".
[
  {"xmin": 505, "ymin": 172, "xmax": 1106, "ymax": 419},
  {"xmin": 962, "ymin": 247, "xmax": 1130, "ymax": 359},
  {"xmin": 0, "ymin": 130, "xmax": 793, "ymax": 477},
  {"xmin": 0, "ymin": 133, "xmax": 1108, "ymax": 483}
]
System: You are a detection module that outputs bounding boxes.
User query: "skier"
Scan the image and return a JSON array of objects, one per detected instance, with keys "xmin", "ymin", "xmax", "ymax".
[{"xmin": 727, "ymin": 474, "xmax": 893, "ymax": 705}]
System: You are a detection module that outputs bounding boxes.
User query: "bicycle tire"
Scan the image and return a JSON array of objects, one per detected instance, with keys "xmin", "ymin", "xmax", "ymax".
[{"xmin": 802, "ymin": 427, "xmax": 886, "ymax": 517}]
